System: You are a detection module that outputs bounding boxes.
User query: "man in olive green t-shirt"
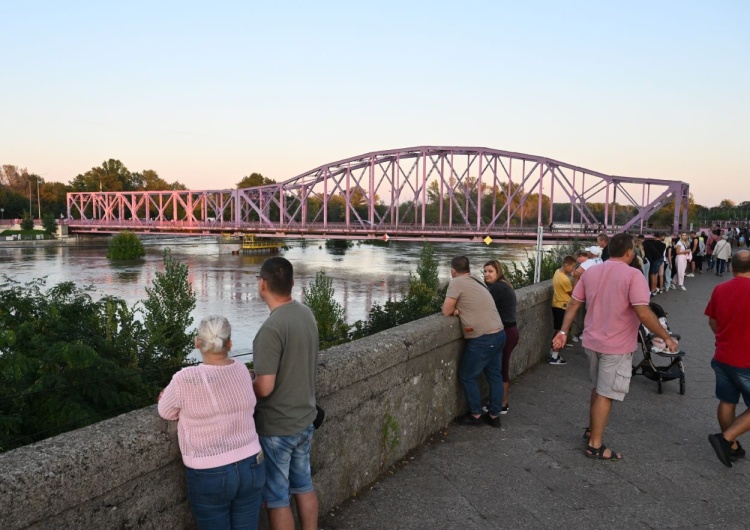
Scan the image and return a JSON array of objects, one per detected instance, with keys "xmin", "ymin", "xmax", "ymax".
[
  {"xmin": 443, "ymin": 256, "xmax": 506, "ymax": 428},
  {"xmin": 253, "ymin": 257, "xmax": 318, "ymax": 530}
]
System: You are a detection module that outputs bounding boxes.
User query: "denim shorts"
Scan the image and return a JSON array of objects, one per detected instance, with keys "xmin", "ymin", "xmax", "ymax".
[
  {"xmin": 259, "ymin": 424, "xmax": 315, "ymax": 508},
  {"xmin": 649, "ymin": 258, "xmax": 664, "ymax": 275},
  {"xmin": 711, "ymin": 359, "xmax": 750, "ymax": 406}
]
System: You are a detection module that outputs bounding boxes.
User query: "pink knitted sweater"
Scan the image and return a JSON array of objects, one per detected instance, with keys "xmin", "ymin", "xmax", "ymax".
[{"xmin": 158, "ymin": 360, "xmax": 262, "ymax": 470}]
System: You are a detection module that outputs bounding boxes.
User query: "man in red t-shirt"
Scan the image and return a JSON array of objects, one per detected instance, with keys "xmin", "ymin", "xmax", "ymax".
[{"xmin": 705, "ymin": 250, "xmax": 750, "ymax": 467}]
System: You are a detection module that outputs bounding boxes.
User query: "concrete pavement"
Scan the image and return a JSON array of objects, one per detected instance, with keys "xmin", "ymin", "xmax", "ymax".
[{"xmin": 320, "ymin": 268, "xmax": 749, "ymax": 529}]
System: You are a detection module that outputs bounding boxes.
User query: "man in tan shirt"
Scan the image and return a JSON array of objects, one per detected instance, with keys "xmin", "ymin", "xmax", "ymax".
[{"xmin": 443, "ymin": 256, "xmax": 506, "ymax": 428}]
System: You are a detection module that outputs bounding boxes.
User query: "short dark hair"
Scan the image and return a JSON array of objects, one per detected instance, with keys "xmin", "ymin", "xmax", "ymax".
[
  {"xmin": 562, "ymin": 255, "xmax": 576, "ymax": 266},
  {"xmin": 732, "ymin": 250, "xmax": 750, "ymax": 274},
  {"xmin": 597, "ymin": 233, "xmax": 609, "ymax": 243},
  {"xmin": 609, "ymin": 233, "xmax": 634, "ymax": 258},
  {"xmin": 259, "ymin": 257, "xmax": 294, "ymax": 296},
  {"xmin": 451, "ymin": 256, "xmax": 470, "ymax": 273}
]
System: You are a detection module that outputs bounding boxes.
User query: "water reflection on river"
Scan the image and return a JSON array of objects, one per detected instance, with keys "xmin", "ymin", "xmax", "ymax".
[{"xmin": 0, "ymin": 237, "xmax": 538, "ymax": 361}]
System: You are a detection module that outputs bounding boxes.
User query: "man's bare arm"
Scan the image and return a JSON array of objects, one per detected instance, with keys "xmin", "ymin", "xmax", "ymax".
[
  {"xmin": 633, "ymin": 305, "xmax": 678, "ymax": 351},
  {"xmin": 551, "ymin": 298, "xmax": 582, "ymax": 350},
  {"xmin": 442, "ymin": 296, "xmax": 458, "ymax": 317},
  {"xmin": 253, "ymin": 374, "xmax": 276, "ymax": 398},
  {"xmin": 708, "ymin": 317, "xmax": 718, "ymax": 334}
]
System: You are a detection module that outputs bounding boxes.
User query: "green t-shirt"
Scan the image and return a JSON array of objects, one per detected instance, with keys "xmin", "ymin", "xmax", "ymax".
[{"xmin": 253, "ymin": 301, "xmax": 319, "ymax": 436}]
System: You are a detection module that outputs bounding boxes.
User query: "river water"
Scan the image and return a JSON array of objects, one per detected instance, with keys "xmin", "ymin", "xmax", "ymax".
[{"xmin": 0, "ymin": 237, "xmax": 537, "ymax": 361}]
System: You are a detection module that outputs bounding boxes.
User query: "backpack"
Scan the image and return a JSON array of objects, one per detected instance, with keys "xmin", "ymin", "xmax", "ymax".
[{"xmin": 709, "ymin": 238, "xmax": 718, "ymax": 251}]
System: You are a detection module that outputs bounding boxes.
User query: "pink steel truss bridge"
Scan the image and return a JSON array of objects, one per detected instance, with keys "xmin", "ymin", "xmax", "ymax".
[{"xmin": 66, "ymin": 146, "xmax": 689, "ymax": 242}]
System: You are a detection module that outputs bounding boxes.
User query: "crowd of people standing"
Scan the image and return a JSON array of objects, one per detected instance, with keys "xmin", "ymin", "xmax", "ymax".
[
  {"xmin": 444, "ymin": 226, "xmax": 749, "ymax": 467},
  {"xmin": 625, "ymin": 225, "xmax": 746, "ymax": 295}
]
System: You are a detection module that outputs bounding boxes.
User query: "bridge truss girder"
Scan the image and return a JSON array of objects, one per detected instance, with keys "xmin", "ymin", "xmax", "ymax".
[{"xmin": 66, "ymin": 146, "xmax": 689, "ymax": 239}]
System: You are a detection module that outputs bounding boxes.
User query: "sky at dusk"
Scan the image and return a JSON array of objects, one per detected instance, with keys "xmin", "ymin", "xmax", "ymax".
[{"xmin": 2, "ymin": 1, "xmax": 748, "ymax": 207}]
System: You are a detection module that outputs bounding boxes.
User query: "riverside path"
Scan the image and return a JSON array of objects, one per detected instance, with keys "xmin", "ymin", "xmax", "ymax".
[{"xmin": 320, "ymin": 268, "xmax": 748, "ymax": 529}]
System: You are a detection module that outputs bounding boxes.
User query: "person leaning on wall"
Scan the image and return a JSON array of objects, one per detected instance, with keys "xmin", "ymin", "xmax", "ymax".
[{"xmin": 159, "ymin": 315, "xmax": 265, "ymax": 530}]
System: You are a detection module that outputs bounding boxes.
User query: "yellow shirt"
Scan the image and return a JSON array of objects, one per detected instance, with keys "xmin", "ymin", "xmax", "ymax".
[{"xmin": 552, "ymin": 269, "xmax": 573, "ymax": 309}]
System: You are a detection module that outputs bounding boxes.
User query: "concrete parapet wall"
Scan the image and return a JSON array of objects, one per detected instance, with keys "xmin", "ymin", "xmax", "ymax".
[{"xmin": 0, "ymin": 281, "xmax": 553, "ymax": 529}]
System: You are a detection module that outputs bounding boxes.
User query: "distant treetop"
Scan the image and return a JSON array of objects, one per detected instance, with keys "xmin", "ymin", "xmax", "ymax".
[{"xmin": 236, "ymin": 173, "xmax": 276, "ymax": 188}]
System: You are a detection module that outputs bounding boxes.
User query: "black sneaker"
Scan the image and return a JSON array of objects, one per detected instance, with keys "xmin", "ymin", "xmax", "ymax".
[
  {"xmin": 484, "ymin": 413, "xmax": 501, "ymax": 428},
  {"xmin": 708, "ymin": 433, "xmax": 733, "ymax": 467},
  {"xmin": 457, "ymin": 413, "xmax": 484, "ymax": 426},
  {"xmin": 548, "ymin": 355, "xmax": 568, "ymax": 365},
  {"xmin": 731, "ymin": 441, "xmax": 746, "ymax": 461}
]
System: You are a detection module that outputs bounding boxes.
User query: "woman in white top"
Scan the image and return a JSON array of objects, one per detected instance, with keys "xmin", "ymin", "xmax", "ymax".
[
  {"xmin": 159, "ymin": 315, "xmax": 265, "ymax": 530},
  {"xmin": 714, "ymin": 235, "xmax": 733, "ymax": 276},
  {"xmin": 674, "ymin": 232, "xmax": 691, "ymax": 290}
]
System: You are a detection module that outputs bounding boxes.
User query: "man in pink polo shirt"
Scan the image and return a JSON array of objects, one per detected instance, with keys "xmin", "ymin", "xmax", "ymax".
[{"xmin": 552, "ymin": 233, "xmax": 678, "ymax": 460}]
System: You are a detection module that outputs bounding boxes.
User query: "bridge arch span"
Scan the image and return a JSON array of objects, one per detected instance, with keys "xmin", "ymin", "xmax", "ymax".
[{"xmin": 67, "ymin": 146, "xmax": 689, "ymax": 241}]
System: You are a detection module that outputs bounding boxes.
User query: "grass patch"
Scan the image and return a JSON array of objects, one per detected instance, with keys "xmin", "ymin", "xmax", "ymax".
[{"xmin": 1, "ymin": 230, "xmax": 50, "ymax": 239}]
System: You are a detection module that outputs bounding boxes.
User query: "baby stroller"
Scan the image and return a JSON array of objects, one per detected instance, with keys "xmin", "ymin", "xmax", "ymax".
[{"xmin": 632, "ymin": 302, "xmax": 686, "ymax": 395}]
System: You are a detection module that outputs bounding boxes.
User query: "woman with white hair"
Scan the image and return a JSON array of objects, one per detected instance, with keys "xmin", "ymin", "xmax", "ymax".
[
  {"xmin": 159, "ymin": 315, "xmax": 264, "ymax": 529},
  {"xmin": 714, "ymin": 235, "xmax": 733, "ymax": 277}
]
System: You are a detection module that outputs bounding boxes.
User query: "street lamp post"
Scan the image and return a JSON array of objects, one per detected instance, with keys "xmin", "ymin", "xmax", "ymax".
[{"xmin": 37, "ymin": 176, "xmax": 41, "ymax": 221}]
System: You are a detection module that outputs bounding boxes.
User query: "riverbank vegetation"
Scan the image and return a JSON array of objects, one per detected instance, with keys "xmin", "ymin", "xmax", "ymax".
[
  {"xmin": 0, "ymin": 250, "xmax": 195, "ymax": 453},
  {"xmin": 107, "ymin": 231, "xmax": 145, "ymax": 260},
  {"xmin": 304, "ymin": 241, "xmax": 577, "ymax": 347}
]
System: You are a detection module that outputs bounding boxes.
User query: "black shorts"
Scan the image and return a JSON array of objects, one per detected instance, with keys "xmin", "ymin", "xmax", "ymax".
[{"xmin": 551, "ymin": 307, "xmax": 566, "ymax": 330}]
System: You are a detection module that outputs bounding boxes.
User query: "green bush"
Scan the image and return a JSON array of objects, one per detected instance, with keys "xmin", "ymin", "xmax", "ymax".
[
  {"xmin": 140, "ymin": 249, "xmax": 196, "ymax": 371},
  {"xmin": 502, "ymin": 242, "xmax": 581, "ymax": 288},
  {"xmin": 107, "ymin": 231, "xmax": 145, "ymax": 260},
  {"xmin": 0, "ymin": 278, "xmax": 151, "ymax": 452},
  {"xmin": 20, "ymin": 212, "xmax": 34, "ymax": 231},
  {"xmin": 42, "ymin": 214, "xmax": 58, "ymax": 236},
  {"xmin": 302, "ymin": 271, "xmax": 349, "ymax": 349},
  {"xmin": 0, "ymin": 251, "xmax": 197, "ymax": 452},
  {"xmin": 325, "ymin": 239, "xmax": 353, "ymax": 250},
  {"xmin": 351, "ymin": 242, "xmax": 444, "ymax": 339}
]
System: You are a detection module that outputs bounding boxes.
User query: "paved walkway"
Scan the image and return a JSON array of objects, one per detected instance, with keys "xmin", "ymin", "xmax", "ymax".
[{"xmin": 321, "ymin": 268, "xmax": 749, "ymax": 529}]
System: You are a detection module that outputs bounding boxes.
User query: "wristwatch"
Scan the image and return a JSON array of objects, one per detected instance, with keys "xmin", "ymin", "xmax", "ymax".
[{"xmin": 557, "ymin": 331, "xmax": 567, "ymax": 335}]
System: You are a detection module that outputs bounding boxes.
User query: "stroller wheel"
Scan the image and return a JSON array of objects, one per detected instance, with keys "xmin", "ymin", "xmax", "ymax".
[{"xmin": 680, "ymin": 377, "xmax": 686, "ymax": 395}]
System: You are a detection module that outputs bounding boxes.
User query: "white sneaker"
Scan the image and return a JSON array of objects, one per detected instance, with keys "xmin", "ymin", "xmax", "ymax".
[
  {"xmin": 680, "ymin": 285, "xmax": 687, "ymax": 291},
  {"xmin": 686, "ymin": 273, "xmax": 695, "ymax": 278}
]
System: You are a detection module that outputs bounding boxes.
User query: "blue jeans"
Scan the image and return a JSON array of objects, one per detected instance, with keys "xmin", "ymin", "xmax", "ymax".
[
  {"xmin": 716, "ymin": 259, "xmax": 727, "ymax": 275},
  {"xmin": 186, "ymin": 452, "xmax": 265, "ymax": 530},
  {"xmin": 259, "ymin": 424, "xmax": 315, "ymax": 509},
  {"xmin": 459, "ymin": 330, "xmax": 506, "ymax": 416}
]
